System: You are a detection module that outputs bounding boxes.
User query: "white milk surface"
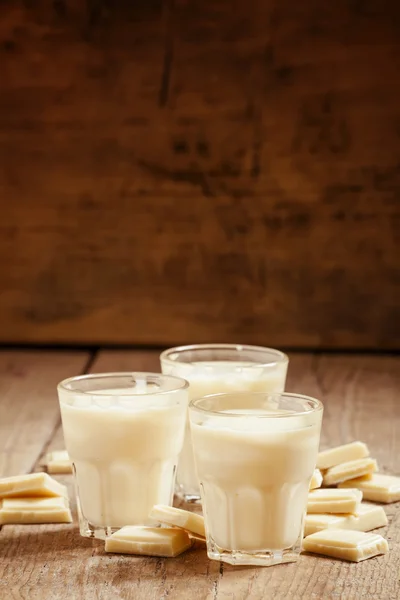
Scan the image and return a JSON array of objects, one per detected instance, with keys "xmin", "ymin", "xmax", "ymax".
[
  {"xmin": 162, "ymin": 361, "xmax": 288, "ymax": 496},
  {"xmin": 60, "ymin": 388, "xmax": 186, "ymax": 528},
  {"xmin": 191, "ymin": 410, "xmax": 321, "ymax": 552}
]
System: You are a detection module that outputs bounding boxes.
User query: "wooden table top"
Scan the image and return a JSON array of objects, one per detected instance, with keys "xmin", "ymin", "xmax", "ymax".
[{"xmin": 0, "ymin": 349, "xmax": 399, "ymax": 600}]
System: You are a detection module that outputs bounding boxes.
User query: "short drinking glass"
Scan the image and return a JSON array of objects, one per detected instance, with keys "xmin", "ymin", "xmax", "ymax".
[
  {"xmin": 189, "ymin": 391, "xmax": 323, "ymax": 566},
  {"xmin": 160, "ymin": 344, "xmax": 289, "ymax": 502},
  {"xmin": 58, "ymin": 372, "xmax": 188, "ymax": 539}
]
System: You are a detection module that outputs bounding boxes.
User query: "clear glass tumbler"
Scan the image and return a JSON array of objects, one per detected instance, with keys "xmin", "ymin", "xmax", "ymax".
[
  {"xmin": 189, "ymin": 391, "xmax": 323, "ymax": 566},
  {"xmin": 160, "ymin": 344, "xmax": 288, "ymax": 502},
  {"xmin": 58, "ymin": 372, "xmax": 188, "ymax": 539}
]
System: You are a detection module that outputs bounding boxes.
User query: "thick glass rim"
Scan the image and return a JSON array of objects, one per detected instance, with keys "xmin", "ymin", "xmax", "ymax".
[
  {"xmin": 58, "ymin": 372, "xmax": 188, "ymax": 396},
  {"xmin": 160, "ymin": 344, "xmax": 288, "ymax": 368},
  {"xmin": 189, "ymin": 391, "xmax": 323, "ymax": 418}
]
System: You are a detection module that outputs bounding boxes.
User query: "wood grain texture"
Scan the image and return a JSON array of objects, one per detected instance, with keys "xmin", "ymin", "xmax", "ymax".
[
  {"xmin": 0, "ymin": 350, "xmax": 89, "ymax": 477},
  {"xmin": 0, "ymin": 2, "xmax": 399, "ymax": 350},
  {"xmin": 1, "ymin": 349, "xmax": 399, "ymax": 599}
]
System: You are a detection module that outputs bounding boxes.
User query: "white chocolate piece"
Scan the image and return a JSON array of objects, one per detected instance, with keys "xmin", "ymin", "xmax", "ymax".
[
  {"xmin": 303, "ymin": 529, "xmax": 388, "ymax": 562},
  {"xmin": 323, "ymin": 458, "xmax": 377, "ymax": 486},
  {"xmin": 317, "ymin": 441, "xmax": 369, "ymax": 470},
  {"xmin": 46, "ymin": 450, "xmax": 73, "ymax": 474},
  {"xmin": 149, "ymin": 505, "xmax": 205, "ymax": 538},
  {"xmin": 0, "ymin": 473, "xmax": 68, "ymax": 499},
  {"xmin": 105, "ymin": 526, "xmax": 192, "ymax": 557},
  {"xmin": 307, "ymin": 488, "xmax": 362, "ymax": 514},
  {"xmin": 0, "ymin": 497, "xmax": 72, "ymax": 524},
  {"xmin": 305, "ymin": 513, "xmax": 344, "ymax": 537},
  {"xmin": 304, "ymin": 502, "xmax": 388, "ymax": 536},
  {"xmin": 339, "ymin": 473, "xmax": 400, "ymax": 503},
  {"xmin": 309, "ymin": 469, "xmax": 323, "ymax": 490}
]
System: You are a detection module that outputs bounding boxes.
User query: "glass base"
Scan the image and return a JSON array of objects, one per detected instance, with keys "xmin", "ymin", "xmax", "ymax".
[
  {"xmin": 207, "ymin": 537, "xmax": 301, "ymax": 567},
  {"xmin": 79, "ymin": 517, "xmax": 120, "ymax": 540},
  {"xmin": 175, "ymin": 483, "xmax": 202, "ymax": 504},
  {"xmin": 177, "ymin": 492, "xmax": 202, "ymax": 504}
]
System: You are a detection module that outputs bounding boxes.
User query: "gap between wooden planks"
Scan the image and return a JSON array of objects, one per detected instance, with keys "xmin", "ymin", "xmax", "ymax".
[{"xmin": 0, "ymin": 350, "xmax": 399, "ymax": 599}]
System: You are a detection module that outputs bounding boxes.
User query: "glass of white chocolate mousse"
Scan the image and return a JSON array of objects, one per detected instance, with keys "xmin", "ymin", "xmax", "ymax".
[
  {"xmin": 189, "ymin": 391, "xmax": 323, "ymax": 566},
  {"xmin": 58, "ymin": 372, "xmax": 188, "ymax": 539},
  {"xmin": 160, "ymin": 344, "xmax": 289, "ymax": 503}
]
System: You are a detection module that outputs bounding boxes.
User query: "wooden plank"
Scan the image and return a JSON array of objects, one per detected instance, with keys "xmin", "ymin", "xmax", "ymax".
[
  {"xmin": 0, "ymin": 1, "xmax": 399, "ymax": 349},
  {"xmin": 0, "ymin": 349, "xmax": 89, "ymax": 477},
  {"xmin": 1, "ymin": 350, "xmax": 399, "ymax": 599},
  {"xmin": 0, "ymin": 349, "xmax": 220, "ymax": 600},
  {"xmin": 213, "ymin": 353, "xmax": 400, "ymax": 600}
]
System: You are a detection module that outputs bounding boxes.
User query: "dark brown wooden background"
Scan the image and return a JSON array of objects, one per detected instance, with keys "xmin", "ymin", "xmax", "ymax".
[{"xmin": 0, "ymin": 0, "xmax": 399, "ymax": 349}]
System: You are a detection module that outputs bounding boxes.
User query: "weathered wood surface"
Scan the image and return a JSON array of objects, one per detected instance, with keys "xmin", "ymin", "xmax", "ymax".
[
  {"xmin": 0, "ymin": 349, "xmax": 399, "ymax": 599},
  {"xmin": 1, "ymin": 1, "xmax": 399, "ymax": 349},
  {"xmin": 0, "ymin": 349, "xmax": 89, "ymax": 477}
]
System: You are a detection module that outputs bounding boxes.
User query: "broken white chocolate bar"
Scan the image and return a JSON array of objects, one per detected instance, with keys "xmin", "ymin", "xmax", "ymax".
[
  {"xmin": 303, "ymin": 528, "xmax": 388, "ymax": 562},
  {"xmin": 304, "ymin": 502, "xmax": 388, "ymax": 537},
  {"xmin": 309, "ymin": 469, "xmax": 323, "ymax": 490},
  {"xmin": 105, "ymin": 526, "xmax": 193, "ymax": 557},
  {"xmin": 307, "ymin": 488, "xmax": 362, "ymax": 514},
  {"xmin": 46, "ymin": 450, "xmax": 73, "ymax": 474},
  {"xmin": 149, "ymin": 505, "xmax": 206, "ymax": 539},
  {"xmin": 317, "ymin": 441, "xmax": 369, "ymax": 470},
  {"xmin": 323, "ymin": 458, "xmax": 377, "ymax": 486},
  {"xmin": 0, "ymin": 497, "xmax": 72, "ymax": 524},
  {"xmin": 339, "ymin": 473, "xmax": 400, "ymax": 503},
  {"xmin": 0, "ymin": 473, "xmax": 68, "ymax": 499}
]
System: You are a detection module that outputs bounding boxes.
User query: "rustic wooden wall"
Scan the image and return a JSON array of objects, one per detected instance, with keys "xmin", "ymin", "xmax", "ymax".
[{"xmin": 0, "ymin": 0, "xmax": 399, "ymax": 349}]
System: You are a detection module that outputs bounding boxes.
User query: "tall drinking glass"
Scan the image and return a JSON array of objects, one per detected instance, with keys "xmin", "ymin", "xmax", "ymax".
[
  {"xmin": 58, "ymin": 372, "xmax": 188, "ymax": 539},
  {"xmin": 160, "ymin": 344, "xmax": 288, "ymax": 502},
  {"xmin": 189, "ymin": 392, "xmax": 323, "ymax": 566}
]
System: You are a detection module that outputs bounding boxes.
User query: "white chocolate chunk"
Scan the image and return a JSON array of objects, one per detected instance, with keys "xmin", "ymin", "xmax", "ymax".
[
  {"xmin": 305, "ymin": 513, "xmax": 346, "ymax": 537},
  {"xmin": 307, "ymin": 488, "xmax": 362, "ymax": 514},
  {"xmin": 323, "ymin": 458, "xmax": 377, "ymax": 486},
  {"xmin": 0, "ymin": 497, "xmax": 72, "ymax": 524},
  {"xmin": 0, "ymin": 473, "xmax": 68, "ymax": 499},
  {"xmin": 46, "ymin": 450, "xmax": 72, "ymax": 474},
  {"xmin": 303, "ymin": 529, "xmax": 388, "ymax": 562},
  {"xmin": 339, "ymin": 473, "xmax": 400, "ymax": 503},
  {"xmin": 149, "ymin": 505, "xmax": 205, "ymax": 538},
  {"xmin": 304, "ymin": 502, "xmax": 388, "ymax": 536},
  {"xmin": 317, "ymin": 441, "xmax": 369, "ymax": 470},
  {"xmin": 309, "ymin": 469, "xmax": 323, "ymax": 490},
  {"xmin": 105, "ymin": 526, "xmax": 193, "ymax": 557}
]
